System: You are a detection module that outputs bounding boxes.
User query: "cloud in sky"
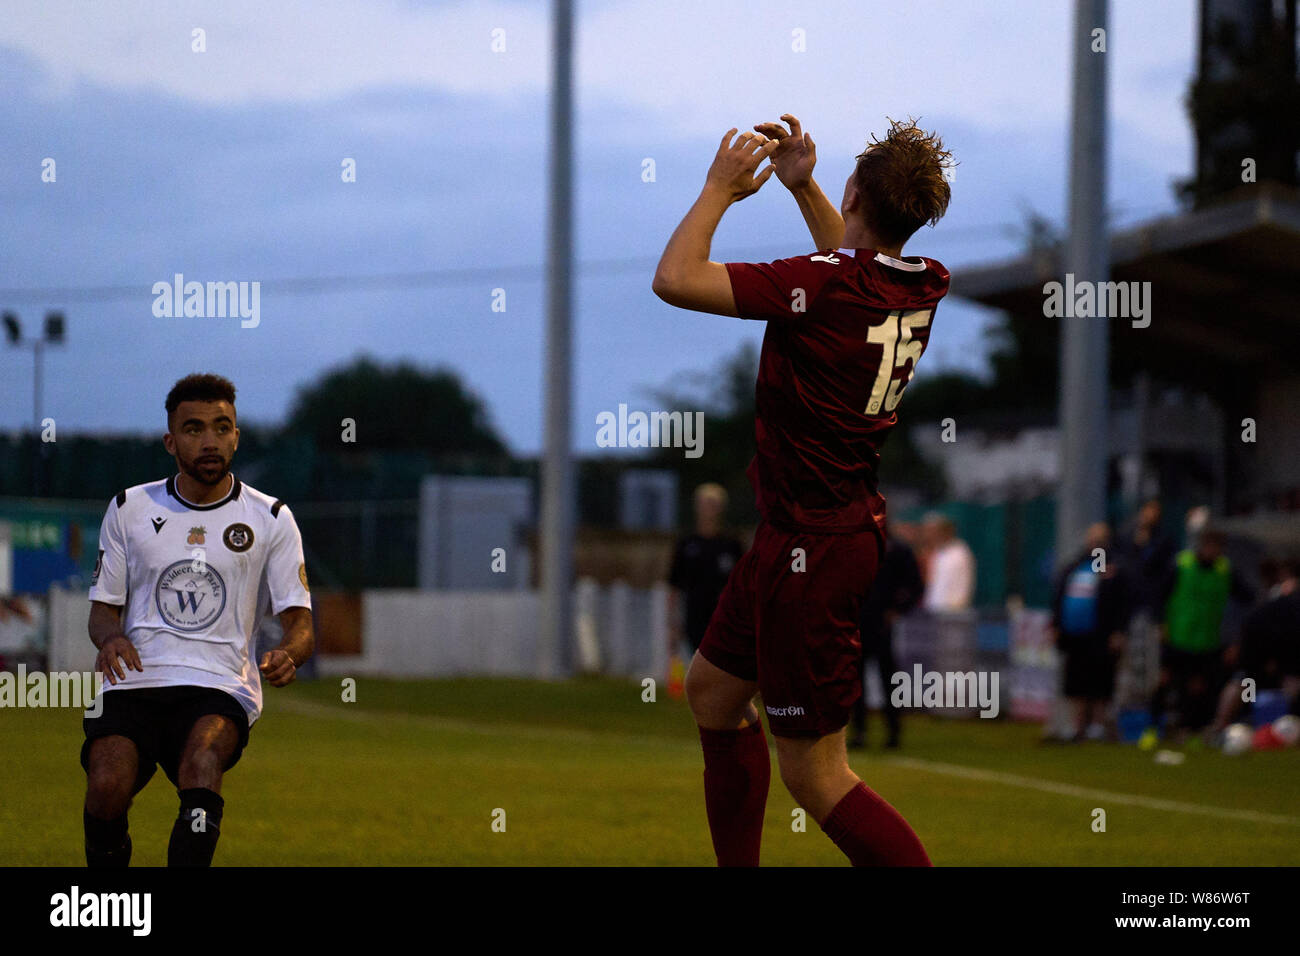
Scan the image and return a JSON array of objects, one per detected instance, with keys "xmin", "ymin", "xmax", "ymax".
[
  {"xmin": 0, "ymin": 0, "xmax": 1197, "ymax": 453},
  {"xmin": 5, "ymin": 0, "xmax": 1193, "ymax": 143},
  {"xmin": 1, "ymin": 1, "xmax": 548, "ymax": 104}
]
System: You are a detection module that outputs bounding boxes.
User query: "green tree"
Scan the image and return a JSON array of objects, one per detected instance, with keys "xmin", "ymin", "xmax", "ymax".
[
  {"xmin": 285, "ymin": 355, "xmax": 506, "ymax": 454},
  {"xmin": 647, "ymin": 341, "xmax": 761, "ymax": 526}
]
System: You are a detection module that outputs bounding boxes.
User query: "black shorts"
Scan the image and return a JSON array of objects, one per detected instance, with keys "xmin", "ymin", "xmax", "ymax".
[
  {"xmin": 1161, "ymin": 646, "xmax": 1220, "ymax": 684},
  {"xmin": 81, "ymin": 686, "xmax": 251, "ymax": 793},
  {"xmin": 1061, "ymin": 634, "xmax": 1117, "ymax": 700}
]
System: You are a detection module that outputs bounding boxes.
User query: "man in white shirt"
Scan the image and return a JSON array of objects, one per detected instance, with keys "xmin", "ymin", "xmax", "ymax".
[
  {"xmin": 921, "ymin": 513, "xmax": 975, "ymax": 611},
  {"xmin": 82, "ymin": 373, "xmax": 314, "ymax": 867}
]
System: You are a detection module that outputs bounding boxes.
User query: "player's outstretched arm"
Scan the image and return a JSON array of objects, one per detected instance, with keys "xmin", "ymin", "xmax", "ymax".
[
  {"xmin": 753, "ymin": 114, "xmax": 845, "ymax": 250},
  {"xmin": 652, "ymin": 128, "xmax": 778, "ymax": 316},
  {"xmin": 260, "ymin": 605, "xmax": 314, "ymax": 687}
]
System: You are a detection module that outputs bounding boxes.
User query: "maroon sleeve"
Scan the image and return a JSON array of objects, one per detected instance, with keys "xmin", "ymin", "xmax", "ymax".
[{"xmin": 724, "ymin": 253, "xmax": 842, "ymax": 321}]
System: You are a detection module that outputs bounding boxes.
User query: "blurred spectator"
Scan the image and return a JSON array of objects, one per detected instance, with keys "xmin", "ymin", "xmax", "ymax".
[
  {"xmin": 920, "ymin": 514, "xmax": 975, "ymax": 611},
  {"xmin": 1049, "ymin": 522, "xmax": 1129, "ymax": 741},
  {"xmin": 890, "ymin": 519, "xmax": 922, "ymax": 551},
  {"xmin": 1117, "ymin": 498, "xmax": 1177, "ymax": 745},
  {"xmin": 1119, "ymin": 499, "xmax": 1177, "ymax": 615},
  {"xmin": 849, "ymin": 520, "xmax": 924, "ymax": 750},
  {"xmin": 1256, "ymin": 557, "xmax": 1284, "ymax": 600},
  {"xmin": 667, "ymin": 483, "xmax": 744, "ymax": 661},
  {"xmin": 1150, "ymin": 527, "xmax": 1253, "ymax": 741},
  {"xmin": 1183, "ymin": 505, "xmax": 1210, "ymax": 547},
  {"xmin": 1209, "ymin": 558, "xmax": 1300, "ymax": 733}
]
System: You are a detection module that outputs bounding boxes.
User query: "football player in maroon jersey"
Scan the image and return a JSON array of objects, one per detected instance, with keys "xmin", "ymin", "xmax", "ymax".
[{"xmin": 653, "ymin": 114, "xmax": 953, "ymax": 866}]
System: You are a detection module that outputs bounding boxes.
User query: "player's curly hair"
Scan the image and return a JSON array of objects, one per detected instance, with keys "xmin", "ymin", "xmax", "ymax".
[
  {"xmin": 853, "ymin": 116, "xmax": 954, "ymax": 246},
  {"xmin": 166, "ymin": 373, "xmax": 237, "ymax": 423}
]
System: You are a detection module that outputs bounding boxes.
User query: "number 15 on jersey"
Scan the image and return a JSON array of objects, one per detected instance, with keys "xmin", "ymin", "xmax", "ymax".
[{"xmin": 865, "ymin": 308, "xmax": 933, "ymax": 416}]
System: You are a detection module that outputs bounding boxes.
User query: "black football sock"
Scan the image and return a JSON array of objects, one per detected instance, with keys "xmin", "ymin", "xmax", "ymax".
[
  {"xmin": 84, "ymin": 809, "xmax": 132, "ymax": 868},
  {"xmin": 167, "ymin": 787, "xmax": 225, "ymax": 867}
]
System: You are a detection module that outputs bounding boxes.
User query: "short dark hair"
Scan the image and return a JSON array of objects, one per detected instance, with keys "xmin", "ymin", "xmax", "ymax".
[
  {"xmin": 853, "ymin": 117, "xmax": 954, "ymax": 246},
  {"xmin": 166, "ymin": 373, "xmax": 237, "ymax": 426}
]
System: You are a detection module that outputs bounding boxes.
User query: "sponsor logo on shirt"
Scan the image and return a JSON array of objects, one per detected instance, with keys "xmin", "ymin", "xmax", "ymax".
[
  {"xmin": 223, "ymin": 523, "xmax": 254, "ymax": 553},
  {"xmin": 155, "ymin": 559, "xmax": 227, "ymax": 631}
]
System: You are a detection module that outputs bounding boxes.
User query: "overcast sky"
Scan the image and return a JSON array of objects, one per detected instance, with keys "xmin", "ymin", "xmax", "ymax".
[{"xmin": 1, "ymin": 0, "xmax": 1197, "ymax": 454}]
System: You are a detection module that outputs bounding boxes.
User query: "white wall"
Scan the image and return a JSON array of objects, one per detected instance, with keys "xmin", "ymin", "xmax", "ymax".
[
  {"xmin": 317, "ymin": 582, "xmax": 670, "ymax": 681},
  {"xmin": 47, "ymin": 585, "xmax": 95, "ymax": 673},
  {"xmin": 46, "ymin": 582, "xmax": 671, "ymax": 682},
  {"xmin": 914, "ymin": 427, "xmax": 1060, "ymax": 499}
]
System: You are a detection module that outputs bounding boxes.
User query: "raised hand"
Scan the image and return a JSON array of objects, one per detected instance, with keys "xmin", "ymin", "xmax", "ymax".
[
  {"xmin": 704, "ymin": 128, "xmax": 779, "ymax": 202},
  {"xmin": 753, "ymin": 114, "xmax": 816, "ymax": 191}
]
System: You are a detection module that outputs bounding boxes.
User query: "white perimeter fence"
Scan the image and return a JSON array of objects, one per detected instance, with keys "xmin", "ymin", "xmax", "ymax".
[{"xmin": 44, "ymin": 585, "xmax": 1078, "ymax": 726}]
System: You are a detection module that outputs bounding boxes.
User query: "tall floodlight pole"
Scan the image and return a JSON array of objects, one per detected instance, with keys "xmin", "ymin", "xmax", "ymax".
[
  {"xmin": 539, "ymin": 0, "xmax": 575, "ymax": 678},
  {"xmin": 4, "ymin": 310, "xmax": 65, "ymax": 496},
  {"xmin": 1057, "ymin": 0, "xmax": 1110, "ymax": 568}
]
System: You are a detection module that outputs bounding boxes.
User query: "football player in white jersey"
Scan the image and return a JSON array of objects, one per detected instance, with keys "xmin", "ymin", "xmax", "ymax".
[{"xmin": 82, "ymin": 373, "xmax": 314, "ymax": 867}]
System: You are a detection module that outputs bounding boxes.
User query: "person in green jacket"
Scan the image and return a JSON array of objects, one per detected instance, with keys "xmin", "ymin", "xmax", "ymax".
[{"xmin": 1150, "ymin": 528, "xmax": 1253, "ymax": 740}]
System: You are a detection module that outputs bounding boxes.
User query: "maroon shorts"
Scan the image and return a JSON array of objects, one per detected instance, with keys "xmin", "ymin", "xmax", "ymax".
[{"xmin": 698, "ymin": 520, "xmax": 883, "ymax": 738}]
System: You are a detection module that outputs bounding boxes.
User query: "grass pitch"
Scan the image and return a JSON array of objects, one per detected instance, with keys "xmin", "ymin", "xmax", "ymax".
[{"xmin": 3, "ymin": 676, "xmax": 1298, "ymax": 865}]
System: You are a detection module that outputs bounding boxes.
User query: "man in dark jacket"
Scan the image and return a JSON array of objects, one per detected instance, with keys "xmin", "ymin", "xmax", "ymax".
[
  {"xmin": 1209, "ymin": 558, "xmax": 1300, "ymax": 734},
  {"xmin": 1050, "ymin": 523, "xmax": 1129, "ymax": 741},
  {"xmin": 667, "ymin": 483, "xmax": 744, "ymax": 658},
  {"xmin": 849, "ymin": 520, "xmax": 924, "ymax": 749}
]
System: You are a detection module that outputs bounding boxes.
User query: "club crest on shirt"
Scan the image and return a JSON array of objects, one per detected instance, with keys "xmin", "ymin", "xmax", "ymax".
[
  {"xmin": 223, "ymin": 523, "xmax": 254, "ymax": 553},
  {"xmin": 91, "ymin": 549, "xmax": 104, "ymax": 585},
  {"xmin": 187, "ymin": 526, "xmax": 206, "ymax": 545},
  {"xmin": 155, "ymin": 559, "xmax": 227, "ymax": 631}
]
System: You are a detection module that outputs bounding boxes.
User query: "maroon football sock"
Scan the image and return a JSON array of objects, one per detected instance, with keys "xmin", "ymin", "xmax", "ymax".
[
  {"xmin": 819, "ymin": 781, "xmax": 932, "ymax": 866},
  {"xmin": 698, "ymin": 721, "xmax": 771, "ymax": 867}
]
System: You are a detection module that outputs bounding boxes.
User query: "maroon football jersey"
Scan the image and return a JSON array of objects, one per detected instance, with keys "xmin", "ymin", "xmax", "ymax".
[{"xmin": 724, "ymin": 248, "xmax": 950, "ymax": 533}]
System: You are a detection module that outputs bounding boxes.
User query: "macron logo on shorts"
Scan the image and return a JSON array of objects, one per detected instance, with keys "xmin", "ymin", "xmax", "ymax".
[{"xmin": 765, "ymin": 704, "xmax": 806, "ymax": 717}]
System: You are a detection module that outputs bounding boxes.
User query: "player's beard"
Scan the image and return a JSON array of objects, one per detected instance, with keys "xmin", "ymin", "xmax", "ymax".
[{"xmin": 180, "ymin": 450, "xmax": 231, "ymax": 488}]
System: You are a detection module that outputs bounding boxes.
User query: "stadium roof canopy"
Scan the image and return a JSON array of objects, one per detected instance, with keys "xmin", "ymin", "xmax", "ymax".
[{"xmin": 950, "ymin": 185, "xmax": 1300, "ymax": 377}]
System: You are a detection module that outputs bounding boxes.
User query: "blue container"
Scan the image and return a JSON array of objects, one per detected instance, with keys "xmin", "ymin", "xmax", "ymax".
[
  {"xmin": 1253, "ymin": 690, "xmax": 1288, "ymax": 727},
  {"xmin": 1118, "ymin": 708, "xmax": 1150, "ymax": 742}
]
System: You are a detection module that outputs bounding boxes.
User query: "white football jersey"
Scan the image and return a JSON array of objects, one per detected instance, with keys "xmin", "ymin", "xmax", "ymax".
[{"xmin": 88, "ymin": 473, "xmax": 311, "ymax": 724}]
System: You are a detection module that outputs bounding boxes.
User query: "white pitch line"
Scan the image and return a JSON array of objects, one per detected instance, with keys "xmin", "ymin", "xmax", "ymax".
[
  {"xmin": 885, "ymin": 755, "xmax": 1300, "ymax": 828},
  {"xmin": 273, "ymin": 696, "xmax": 687, "ymax": 751},
  {"xmin": 277, "ymin": 698, "xmax": 1300, "ymax": 828}
]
